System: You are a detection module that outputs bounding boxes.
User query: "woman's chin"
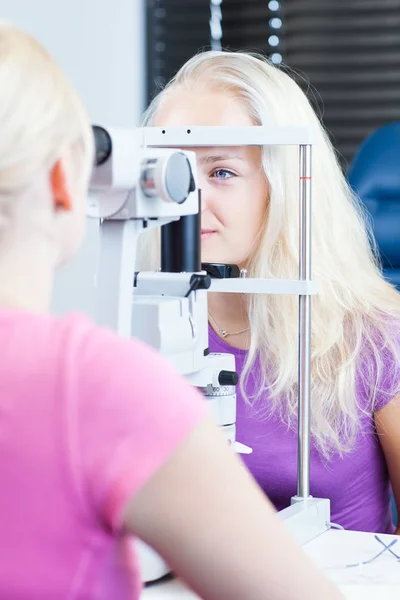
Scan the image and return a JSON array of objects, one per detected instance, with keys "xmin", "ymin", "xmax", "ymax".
[
  {"xmin": 200, "ymin": 240, "xmax": 238, "ymax": 266},
  {"xmin": 201, "ymin": 252, "xmax": 229, "ymax": 266}
]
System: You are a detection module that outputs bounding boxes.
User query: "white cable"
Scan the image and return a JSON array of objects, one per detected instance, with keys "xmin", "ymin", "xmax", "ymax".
[{"xmin": 329, "ymin": 522, "xmax": 345, "ymax": 530}]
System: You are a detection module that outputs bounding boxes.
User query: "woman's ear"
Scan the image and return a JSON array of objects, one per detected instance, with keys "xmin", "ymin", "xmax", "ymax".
[{"xmin": 50, "ymin": 159, "xmax": 72, "ymax": 212}]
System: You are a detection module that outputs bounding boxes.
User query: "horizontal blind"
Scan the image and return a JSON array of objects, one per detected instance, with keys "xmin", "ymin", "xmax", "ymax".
[
  {"xmin": 281, "ymin": 0, "xmax": 400, "ymax": 168},
  {"xmin": 221, "ymin": 0, "xmax": 281, "ymax": 59},
  {"xmin": 146, "ymin": 0, "xmax": 212, "ymax": 104}
]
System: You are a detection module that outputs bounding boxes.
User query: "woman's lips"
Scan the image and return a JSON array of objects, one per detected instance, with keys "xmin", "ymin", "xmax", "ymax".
[{"xmin": 201, "ymin": 229, "xmax": 217, "ymax": 240}]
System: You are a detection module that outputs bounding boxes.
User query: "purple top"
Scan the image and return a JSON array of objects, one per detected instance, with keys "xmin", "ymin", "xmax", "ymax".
[{"xmin": 208, "ymin": 325, "xmax": 395, "ymax": 534}]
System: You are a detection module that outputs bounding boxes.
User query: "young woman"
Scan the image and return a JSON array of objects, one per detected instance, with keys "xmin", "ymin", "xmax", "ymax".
[
  {"xmin": 0, "ymin": 22, "xmax": 342, "ymax": 600},
  {"xmin": 141, "ymin": 50, "xmax": 400, "ymax": 535}
]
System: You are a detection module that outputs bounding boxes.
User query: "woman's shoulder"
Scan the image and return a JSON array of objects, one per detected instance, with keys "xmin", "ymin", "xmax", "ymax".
[
  {"xmin": 0, "ymin": 308, "xmax": 97, "ymax": 365},
  {"xmin": 0, "ymin": 309, "xmax": 188, "ymax": 390},
  {"xmin": 357, "ymin": 314, "xmax": 400, "ymax": 412},
  {"xmin": 52, "ymin": 312, "xmax": 184, "ymax": 384}
]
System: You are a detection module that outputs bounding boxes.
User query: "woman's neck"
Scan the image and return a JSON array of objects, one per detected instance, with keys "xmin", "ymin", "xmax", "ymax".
[
  {"xmin": 0, "ymin": 235, "xmax": 55, "ymax": 314},
  {"xmin": 208, "ymin": 292, "xmax": 250, "ymax": 350}
]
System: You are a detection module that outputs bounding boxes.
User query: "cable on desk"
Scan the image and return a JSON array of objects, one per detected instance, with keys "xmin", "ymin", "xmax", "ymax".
[{"xmin": 329, "ymin": 522, "xmax": 345, "ymax": 530}]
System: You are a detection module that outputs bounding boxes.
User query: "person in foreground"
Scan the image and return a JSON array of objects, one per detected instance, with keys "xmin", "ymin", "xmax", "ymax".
[
  {"xmin": 141, "ymin": 50, "xmax": 400, "ymax": 534},
  {"xmin": 0, "ymin": 21, "xmax": 343, "ymax": 600}
]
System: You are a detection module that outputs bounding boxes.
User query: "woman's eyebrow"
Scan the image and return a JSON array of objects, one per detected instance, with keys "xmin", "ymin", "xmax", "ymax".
[{"xmin": 199, "ymin": 155, "xmax": 245, "ymax": 164}]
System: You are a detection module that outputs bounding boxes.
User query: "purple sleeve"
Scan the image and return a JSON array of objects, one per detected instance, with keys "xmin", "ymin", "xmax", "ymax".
[{"xmin": 359, "ymin": 323, "xmax": 400, "ymax": 413}]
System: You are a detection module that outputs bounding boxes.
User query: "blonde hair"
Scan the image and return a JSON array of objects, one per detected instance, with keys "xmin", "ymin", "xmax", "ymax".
[
  {"xmin": 141, "ymin": 50, "xmax": 400, "ymax": 458},
  {"xmin": 0, "ymin": 21, "xmax": 93, "ymax": 214}
]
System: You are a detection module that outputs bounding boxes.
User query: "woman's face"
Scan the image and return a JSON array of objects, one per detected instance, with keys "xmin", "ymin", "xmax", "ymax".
[{"xmin": 154, "ymin": 89, "xmax": 269, "ymax": 268}]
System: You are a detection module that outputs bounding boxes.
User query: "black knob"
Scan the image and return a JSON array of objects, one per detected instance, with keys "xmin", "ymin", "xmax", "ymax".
[
  {"xmin": 218, "ymin": 370, "xmax": 239, "ymax": 386},
  {"xmin": 190, "ymin": 273, "xmax": 211, "ymax": 291}
]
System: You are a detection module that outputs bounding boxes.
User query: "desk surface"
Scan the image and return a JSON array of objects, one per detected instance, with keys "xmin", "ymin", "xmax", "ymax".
[{"xmin": 141, "ymin": 530, "xmax": 400, "ymax": 599}]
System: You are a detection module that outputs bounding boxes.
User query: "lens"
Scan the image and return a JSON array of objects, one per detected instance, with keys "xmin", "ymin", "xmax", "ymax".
[
  {"xmin": 164, "ymin": 152, "xmax": 193, "ymax": 204},
  {"xmin": 92, "ymin": 125, "xmax": 112, "ymax": 166}
]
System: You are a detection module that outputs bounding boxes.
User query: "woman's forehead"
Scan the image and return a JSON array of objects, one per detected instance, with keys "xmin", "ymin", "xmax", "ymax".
[
  {"xmin": 152, "ymin": 89, "xmax": 260, "ymax": 165},
  {"xmin": 154, "ymin": 88, "xmax": 253, "ymax": 127},
  {"xmin": 194, "ymin": 147, "xmax": 249, "ymax": 160}
]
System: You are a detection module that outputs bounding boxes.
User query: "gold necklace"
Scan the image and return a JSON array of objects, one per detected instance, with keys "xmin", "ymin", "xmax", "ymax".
[{"xmin": 208, "ymin": 312, "xmax": 250, "ymax": 339}]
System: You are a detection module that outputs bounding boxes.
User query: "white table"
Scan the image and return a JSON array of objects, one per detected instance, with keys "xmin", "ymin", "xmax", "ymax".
[{"xmin": 141, "ymin": 530, "xmax": 400, "ymax": 599}]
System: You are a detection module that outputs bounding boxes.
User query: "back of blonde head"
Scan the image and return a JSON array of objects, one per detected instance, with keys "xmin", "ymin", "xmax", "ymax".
[
  {"xmin": 142, "ymin": 50, "xmax": 400, "ymax": 458},
  {"xmin": 0, "ymin": 21, "xmax": 93, "ymax": 206}
]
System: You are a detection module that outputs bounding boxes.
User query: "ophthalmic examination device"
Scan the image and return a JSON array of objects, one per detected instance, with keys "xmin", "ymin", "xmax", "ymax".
[{"xmin": 87, "ymin": 123, "xmax": 330, "ymax": 583}]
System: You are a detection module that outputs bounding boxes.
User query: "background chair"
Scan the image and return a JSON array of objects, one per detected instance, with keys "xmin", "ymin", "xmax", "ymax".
[{"xmin": 347, "ymin": 121, "xmax": 400, "ymax": 289}]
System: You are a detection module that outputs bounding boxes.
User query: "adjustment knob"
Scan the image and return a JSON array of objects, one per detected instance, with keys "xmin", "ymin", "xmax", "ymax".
[{"xmin": 218, "ymin": 370, "xmax": 239, "ymax": 386}]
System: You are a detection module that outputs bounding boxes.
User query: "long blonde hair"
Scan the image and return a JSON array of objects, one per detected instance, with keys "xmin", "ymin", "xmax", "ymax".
[
  {"xmin": 0, "ymin": 21, "xmax": 93, "ymax": 211},
  {"xmin": 141, "ymin": 50, "xmax": 400, "ymax": 458}
]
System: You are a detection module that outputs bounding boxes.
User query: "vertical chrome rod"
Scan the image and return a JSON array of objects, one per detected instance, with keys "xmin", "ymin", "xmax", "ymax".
[{"xmin": 297, "ymin": 144, "xmax": 312, "ymax": 498}]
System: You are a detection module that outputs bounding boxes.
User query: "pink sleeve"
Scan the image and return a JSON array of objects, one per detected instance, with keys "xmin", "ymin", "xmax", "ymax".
[{"xmin": 74, "ymin": 324, "xmax": 207, "ymax": 533}]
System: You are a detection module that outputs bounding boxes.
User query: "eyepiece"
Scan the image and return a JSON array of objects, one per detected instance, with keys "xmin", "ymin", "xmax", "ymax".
[{"xmin": 92, "ymin": 125, "xmax": 112, "ymax": 166}]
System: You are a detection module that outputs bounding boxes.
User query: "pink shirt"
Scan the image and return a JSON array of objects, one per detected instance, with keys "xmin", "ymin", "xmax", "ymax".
[{"xmin": 0, "ymin": 309, "xmax": 205, "ymax": 599}]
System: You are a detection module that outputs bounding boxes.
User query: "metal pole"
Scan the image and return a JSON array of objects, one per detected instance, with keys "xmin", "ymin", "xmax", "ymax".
[
  {"xmin": 96, "ymin": 219, "xmax": 139, "ymax": 338},
  {"xmin": 297, "ymin": 144, "xmax": 312, "ymax": 499}
]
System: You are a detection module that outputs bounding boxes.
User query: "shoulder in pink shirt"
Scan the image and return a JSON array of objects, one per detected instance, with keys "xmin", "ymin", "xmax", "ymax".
[{"xmin": 0, "ymin": 309, "xmax": 205, "ymax": 599}]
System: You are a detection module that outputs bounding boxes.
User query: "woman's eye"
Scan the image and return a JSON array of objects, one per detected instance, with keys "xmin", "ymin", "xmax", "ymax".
[{"xmin": 211, "ymin": 169, "xmax": 236, "ymax": 180}]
